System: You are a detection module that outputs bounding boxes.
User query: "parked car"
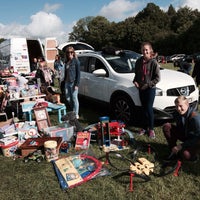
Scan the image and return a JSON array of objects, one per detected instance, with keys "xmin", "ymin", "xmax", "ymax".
[
  {"xmin": 193, "ymin": 52, "xmax": 200, "ymax": 63},
  {"xmin": 168, "ymin": 54, "xmax": 185, "ymax": 63},
  {"xmin": 173, "ymin": 54, "xmax": 193, "ymax": 67},
  {"xmin": 77, "ymin": 49, "xmax": 199, "ymax": 125}
]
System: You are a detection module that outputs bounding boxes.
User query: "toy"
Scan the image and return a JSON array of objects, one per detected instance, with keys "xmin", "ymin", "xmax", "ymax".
[
  {"xmin": 44, "ymin": 140, "xmax": 59, "ymax": 162},
  {"xmin": 53, "ymin": 154, "xmax": 103, "ymax": 190},
  {"xmin": 24, "ymin": 149, "xmax": 44, "ymax": 163},
  {"xmin": 60, "ymin": 141, "xmax": 71, "ymax": 153},
  {"xmin": 84, "ymin": 118, "xmax": 133, "ymax": 149},
  {"xmin": 20, "ymin": 137, "xmax": 62, "ymax": 157},
  {"xmin": 99, "ymin": 143, "xmax": 180, "ymax": 192},
  {"xmin": 99, "ymin": 116, "xmax": 111, "ymax": 147}
]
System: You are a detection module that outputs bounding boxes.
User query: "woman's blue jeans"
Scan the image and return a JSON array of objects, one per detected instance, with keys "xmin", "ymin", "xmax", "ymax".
[
  {"xmin": 65, "ymin": 82, "xmax": 79, "ymax": 116},
  {"xmin": 139, "ymin": 87, "xmax": 156, "ymax": 130}
]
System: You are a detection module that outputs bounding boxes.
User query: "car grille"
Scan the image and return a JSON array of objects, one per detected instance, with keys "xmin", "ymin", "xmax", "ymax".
[
  {"xmin": 167, "ymin": 85, "xmax": 195, "ymax": 96},
  {"xmin": 164, "ymin": 100, "xmax": 198, "ymax": 115}
]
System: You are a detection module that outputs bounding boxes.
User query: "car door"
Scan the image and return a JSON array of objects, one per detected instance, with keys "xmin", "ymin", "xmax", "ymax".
[{"xmin": 79, "ymin": 55, "xmax": 110, "ymax": 101}]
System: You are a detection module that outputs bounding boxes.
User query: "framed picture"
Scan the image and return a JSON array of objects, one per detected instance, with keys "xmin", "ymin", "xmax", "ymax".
[
  {"xmin": 34, "ymin": 108, "xmax": 51, "ymax": 132},
  {"xmin": 34, "ymin": 109, "xmax": 47, "ymax": 120}
]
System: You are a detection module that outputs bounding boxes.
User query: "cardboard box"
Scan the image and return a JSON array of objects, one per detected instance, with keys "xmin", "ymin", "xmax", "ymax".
[
  {"xmin": 0, "ymin": 119, "xmax": 13, "ymax": 129},
  {"xmin": 19, "ymin": 137, "xmax": 62, "ymax": 157},
  {"xmin": 43, "ymin": 124, "xmax": 74, "ymax": 142}
]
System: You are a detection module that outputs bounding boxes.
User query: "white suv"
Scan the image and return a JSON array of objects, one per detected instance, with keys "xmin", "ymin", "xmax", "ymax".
[{"xmin": 78, "ymin": 50, "xmax": 199, "ymax": 125}]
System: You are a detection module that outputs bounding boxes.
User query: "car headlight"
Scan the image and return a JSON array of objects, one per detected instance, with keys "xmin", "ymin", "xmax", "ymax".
[{"xmin": 155, "ymin": 88, "xmax": 163, "ymax": 96}]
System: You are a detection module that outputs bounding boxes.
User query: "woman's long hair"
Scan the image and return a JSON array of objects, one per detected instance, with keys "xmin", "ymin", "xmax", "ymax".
[{"xmin": 65, "ymin": 46, "xmax": 77, "ymax": 62}]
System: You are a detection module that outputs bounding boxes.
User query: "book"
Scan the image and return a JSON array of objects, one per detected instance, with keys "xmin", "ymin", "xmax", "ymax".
[
  {"xmin": 75, "ymin": 131, "xmax": 91, "ymax": 150},
  {"xmin": 53, "ymin": 154, "xmax": 102, "ymax": 190}
]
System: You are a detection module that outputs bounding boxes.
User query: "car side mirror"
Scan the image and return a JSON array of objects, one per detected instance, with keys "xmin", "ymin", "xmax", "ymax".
[{"xmin": 92, "ymin": 69, "xmax": 106, "ymax": 77}]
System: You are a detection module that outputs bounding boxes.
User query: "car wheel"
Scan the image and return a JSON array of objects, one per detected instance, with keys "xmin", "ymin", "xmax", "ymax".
[
  {"xmin": 111, "ymin": 95, "xmax": 135, "ymax": 125},
  {"xmin": 173, "ymin": 61, "xmax": 179, "ymax": 67}
]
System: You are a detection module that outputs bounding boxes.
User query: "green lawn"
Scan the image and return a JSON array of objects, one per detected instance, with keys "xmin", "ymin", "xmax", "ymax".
[
  {"xmin": 0, "ymin": 62, "xmax": 199, "ymax": 200},
  {"xmin": 1, "ymin": 108, "xmax": 200, "ymax": 200},
  {"xmin": 0, "ymin": 120, "xmax": 199, "ymax": 200}
]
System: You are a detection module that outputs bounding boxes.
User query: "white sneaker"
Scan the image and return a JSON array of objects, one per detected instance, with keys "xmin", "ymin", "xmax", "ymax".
[
  {"xmin": 138, "ymin": 129, "xmax": 146, "ymax": 135},
  {"xmin": 76, "ymin": 115, "xmax": 79, "ymax": 119}
]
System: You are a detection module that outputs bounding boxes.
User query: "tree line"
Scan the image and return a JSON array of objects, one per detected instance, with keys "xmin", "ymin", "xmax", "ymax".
[{"xmin": 68, "ymin": 3, "xmax": 200, "ymax": 56}]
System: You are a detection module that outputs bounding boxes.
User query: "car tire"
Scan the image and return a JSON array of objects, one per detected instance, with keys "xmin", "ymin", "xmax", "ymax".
[
  {"xmin": 173, "ymin": 61, "xmax": 179, "ymax": 67},
  {"xmin": 110, "ymin": 95, "xmax": 135, "ymax": 125}
]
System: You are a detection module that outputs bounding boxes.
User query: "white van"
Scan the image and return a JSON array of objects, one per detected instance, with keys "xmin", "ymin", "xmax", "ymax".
[{"xmin": 0, "ymin": 37, "xmax": 58, "ymax": 74}]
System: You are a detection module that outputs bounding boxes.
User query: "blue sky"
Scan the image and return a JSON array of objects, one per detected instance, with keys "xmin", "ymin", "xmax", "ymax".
[{"xmin": 0, "ymin": 0, "xmax": 199, "ymax": 44}]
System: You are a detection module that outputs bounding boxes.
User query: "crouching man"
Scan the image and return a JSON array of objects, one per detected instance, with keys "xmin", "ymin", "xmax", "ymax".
[{"xmin": 163, "ymin": 95, "xmax": 200, "ymax": 161}]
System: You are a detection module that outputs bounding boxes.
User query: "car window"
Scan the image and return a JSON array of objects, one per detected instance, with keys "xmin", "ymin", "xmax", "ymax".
[
  {"xmin": 79, "ymin": 56, "xmax": 108, "ymax": 76},
  {"xmin": 79, "ymin": 56, "xmax": 89, "ymax": 72},
  {"xmin": 88, "ymin": 57, "xmax": 96, "ymax": 72},
  {"xmin": 105, "ymin": 55, "xmax": 134, "ymax": 73},
  {"xmin": 89, "ymin": 57, "xmax": 109, "ymax": 76}
]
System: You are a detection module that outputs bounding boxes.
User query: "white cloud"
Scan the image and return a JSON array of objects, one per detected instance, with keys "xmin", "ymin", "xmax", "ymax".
[
  {"xmin": 180, "ymin": 0, "xmax": 200, "ymax": 10},
  {"xmin": 0, "ymin": 3, "xmax": 68, "ymax": 44},
  {"xmin": 43, "ymin": 3, "xmax": 61, "ymax": 13},
  {"xmin": 0, "ymin": 23, "xmax": 28, "ymax": 38},
  {"xmin": 0, "ymin": 11, "xmax": 68, "ymax": 44},
  {"xmin": 26, "ymin": 11, "xmax": 64, "ymax": 38},
  {"xmin": 99, "ymin": 0, "xmax": 144, "ymax": 21}
]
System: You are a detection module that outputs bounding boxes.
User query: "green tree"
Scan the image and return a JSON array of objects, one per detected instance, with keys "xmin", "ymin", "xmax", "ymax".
[
  {"xmin": 69, "ymin": 16, "xmax": 114, "ymax": 50},
  {"xmin": 135, "ymin": 3, "xmax": 170, "ymax": 30},
  {"xmin": 167, "ymin": 4, "xmax": 176, "ymax": 17},
  {"xmin": 0, "ymin": 38, "xmax": 5, "ymax": 44},
  {"xmin": 171, "ymin": 7, "xmax": 200, "ymax": 34},
  {"xmin": 133, "ymin": 3, "xmax": 171, "ymax": 52},
  {"xmin": 181, "ymin": 18, "xmax": 200, "ymax": 53},
  {"xmin": 68, "ymin": 3, "xmax": 200, "ymax": 55},
  {"xmin": 114, "ymin": 17, "xmax": 138, "ymax": 50},
  {"xmin": 68, "ymin": 16, "xmax": 94, "ymax": 41}
]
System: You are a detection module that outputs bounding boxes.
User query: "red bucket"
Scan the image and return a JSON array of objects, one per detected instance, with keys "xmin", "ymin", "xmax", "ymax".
[{"xmin": 1, "ymin": 140, "xmax": 18, "ymax": 157}]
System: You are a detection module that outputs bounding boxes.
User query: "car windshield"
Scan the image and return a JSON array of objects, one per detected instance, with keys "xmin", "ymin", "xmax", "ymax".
[{"xmin": 104, "ymin": 54, "xmax": 135, "ymax": 73}]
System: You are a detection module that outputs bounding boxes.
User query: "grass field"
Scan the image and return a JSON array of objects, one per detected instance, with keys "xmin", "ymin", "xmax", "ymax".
[{"xmin": 0, "ymin": 63, "xmax": 200, "ymax": 200}]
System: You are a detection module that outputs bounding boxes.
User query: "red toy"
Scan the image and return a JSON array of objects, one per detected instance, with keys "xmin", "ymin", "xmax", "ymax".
[{"xmin": 96, "ymin": 118, "xmax": 128, "ymax": 148}]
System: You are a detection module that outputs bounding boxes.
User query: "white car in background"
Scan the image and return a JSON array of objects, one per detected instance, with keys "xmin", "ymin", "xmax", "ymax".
[
  {"xmin": 170, "ymin": 54, "xmax": 185, "ymax": 62},
  {"xmin": 77, "ymin": 49, "xmax": 199, "ymax": 125}
]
